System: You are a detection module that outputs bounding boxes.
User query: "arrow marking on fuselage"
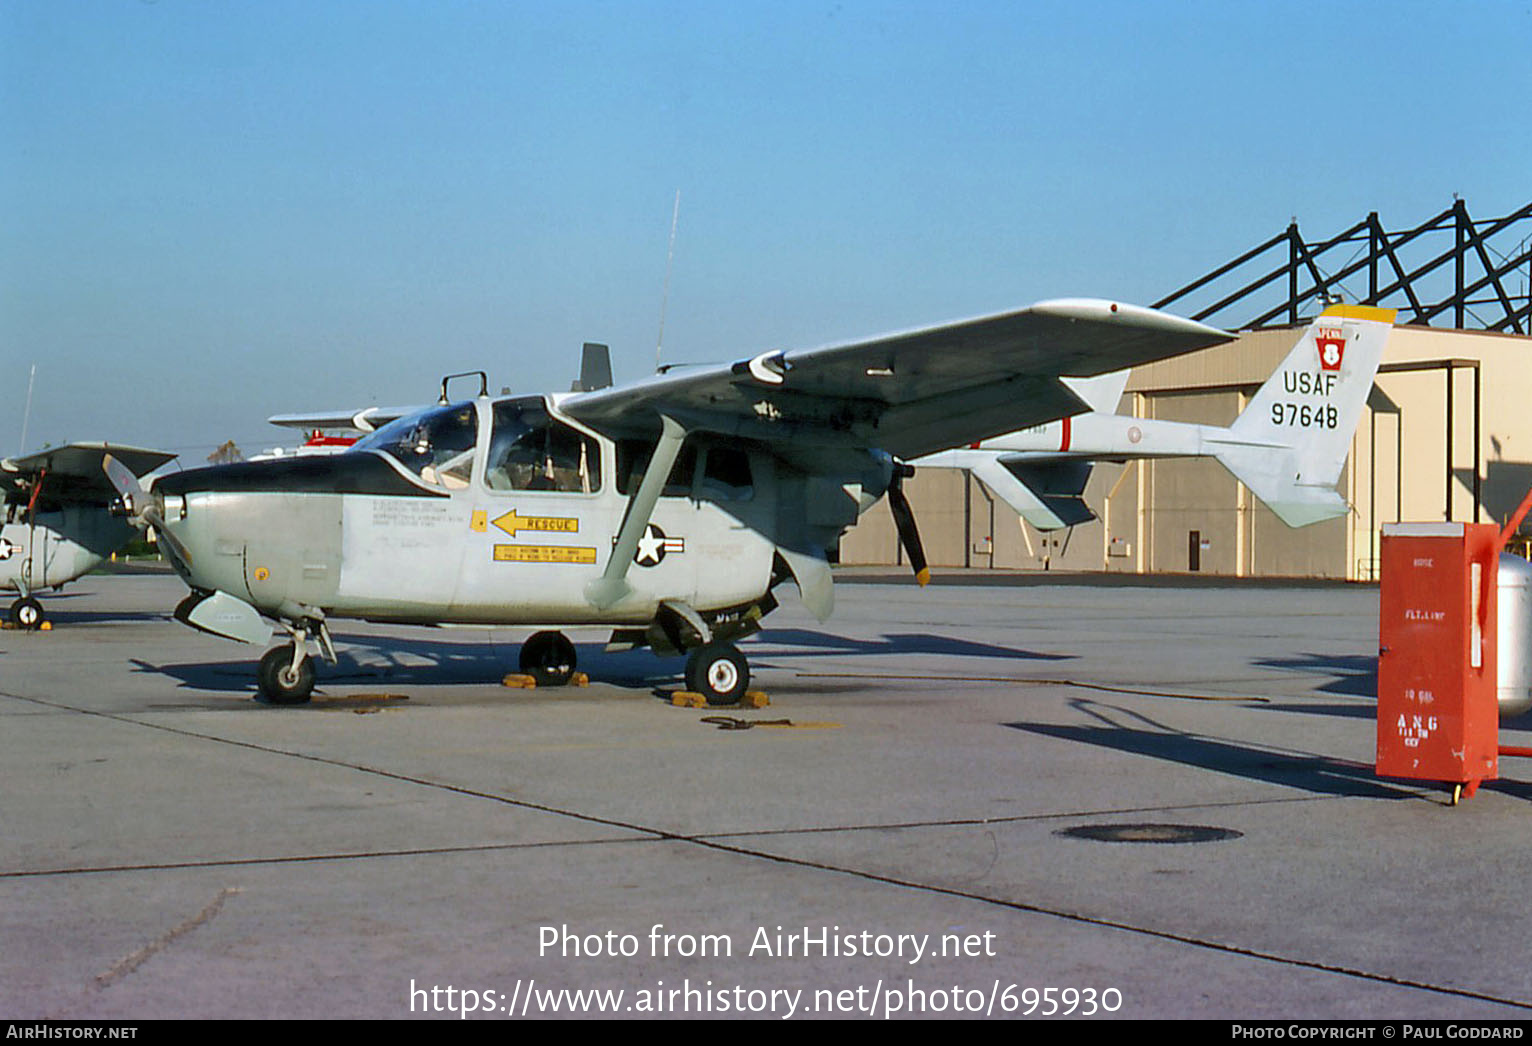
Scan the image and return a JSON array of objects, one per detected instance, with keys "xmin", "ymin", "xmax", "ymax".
[{"xmin": 492, "ymin": 510, "xmax": 580, "ymax": 537}]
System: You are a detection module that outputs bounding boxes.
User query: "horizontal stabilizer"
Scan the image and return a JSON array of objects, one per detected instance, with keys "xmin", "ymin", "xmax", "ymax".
[{"xmin": 968, "ymin": 455, "xmax": 1097, "ymax": 532}]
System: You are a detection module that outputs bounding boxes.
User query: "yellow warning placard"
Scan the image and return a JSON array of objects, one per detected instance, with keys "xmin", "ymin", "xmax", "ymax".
[
  {"xmin": 492, "ymin": 510, "xmax": 580, "ymax": 536},
  {"xmin": 493, "ymin": 544, "xmax": 597, "ymax": 564}
]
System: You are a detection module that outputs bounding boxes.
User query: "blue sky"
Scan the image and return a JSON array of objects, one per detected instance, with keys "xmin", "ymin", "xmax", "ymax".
[{"xmin": 3, "ymin": 0, "xmax": 1529, "ymax": 461}]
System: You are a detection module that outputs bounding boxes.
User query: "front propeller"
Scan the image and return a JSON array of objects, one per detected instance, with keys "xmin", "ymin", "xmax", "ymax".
[
  {"xmin": 102, "ymin": 453, "xmax": 193, "ymax": 566},
  {"xmin": 886, "ymin": 461, "xmax": 929, "ymax": 587}
]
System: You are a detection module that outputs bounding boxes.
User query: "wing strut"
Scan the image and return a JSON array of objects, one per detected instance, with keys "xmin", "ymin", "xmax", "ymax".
[{"xmin": 585, "ymin": 414, "xmax": 687, "ymax": 610}]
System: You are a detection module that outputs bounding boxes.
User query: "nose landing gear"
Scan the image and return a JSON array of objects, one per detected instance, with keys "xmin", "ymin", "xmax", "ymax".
[
  {"xmin": 257, "ymin": 644, "xmax": 316, "ymax": 704},
  {"xmin": 255, "ymin": 617, "xmax": 333, "ymax": 705}
]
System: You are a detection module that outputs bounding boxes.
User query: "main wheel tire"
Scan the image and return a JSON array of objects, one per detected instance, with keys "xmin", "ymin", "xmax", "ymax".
[
  {"xmin": 257, "ymin": 645, "xmax": 315, "ymax": 705},
  {"xmin": 9, "ymin": 597, "xmax": 44, "ymax": 631},
  {"xmin": 519, "ymin": 630, "xmax": 577, "ymax": 687},
  {"xmin": 684, "ymin": 641, "xmax": 749, "ymax": 705}
]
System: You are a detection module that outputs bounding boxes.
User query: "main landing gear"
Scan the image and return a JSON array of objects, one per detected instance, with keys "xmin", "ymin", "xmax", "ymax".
[
  {"xmin": 519, "ymin": 630, "xmax": 577, "ymax": 687},
  {"xmin": 518, "ymin": 630, "xmax": 751, "ymax": 705},
  {"xmin": 7, "ymin": 596, "xmax": 45, "ymax": 631},
  {"xmin": 684, "ymin": 641, "xmax": 750, "ymax": 705}
]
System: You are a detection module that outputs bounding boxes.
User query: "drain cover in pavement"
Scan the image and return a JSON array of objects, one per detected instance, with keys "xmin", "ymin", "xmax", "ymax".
[{"xmin": 1055, "ymin": 823, "xmax": 1242, "ymax": 844}]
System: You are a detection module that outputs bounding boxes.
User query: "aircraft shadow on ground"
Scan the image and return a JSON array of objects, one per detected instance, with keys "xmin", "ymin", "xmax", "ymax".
[
  {"xmin": 1005, "ymin": 699, "xmax": 1415, "ymax": 800},
  {"xmin": 1251, "ymin": 651, "xmax": 1378, "ymax": 697},
  {"xmin": 132, "ymin": 635, "xmax": 680, "ymax": 695},
  {"xmin": 46, "ymin": 609, "xmax": 171, "ymax": 625},
  {"xmin": 1254, "ymin": 701, "xmax": 1377, "ymax": 722},
  {"xmin": 128, "ymin": 625, "xmax": 1066, "ymax": 697},
  {"xmin": 753, "ymin": 627, "xmax": 1073, "ymax": 663}
]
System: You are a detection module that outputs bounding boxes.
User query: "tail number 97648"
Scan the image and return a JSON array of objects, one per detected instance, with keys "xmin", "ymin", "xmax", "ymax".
[{"xmin": 1272, "ymin": 402, "xmax": 1339, "ymax": 428}]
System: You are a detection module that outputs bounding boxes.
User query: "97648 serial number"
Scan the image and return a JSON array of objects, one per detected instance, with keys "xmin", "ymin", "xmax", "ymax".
[{"xmin": 1272, "ymin": 402, "xmax": 1340, "ymax": 428}]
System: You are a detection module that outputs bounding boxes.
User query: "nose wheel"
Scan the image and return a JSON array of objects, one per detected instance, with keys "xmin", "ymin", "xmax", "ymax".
[
  {"xmin": 519, "ymin": 630, "xmax": 577, "ymax": 687},
  {"xmin": 257, "ymin": 644, "xmax": 316, "ymax": 704},
  {"xmin": 685, "ymin": 641, "xmax": 750, "ymax": 705}
]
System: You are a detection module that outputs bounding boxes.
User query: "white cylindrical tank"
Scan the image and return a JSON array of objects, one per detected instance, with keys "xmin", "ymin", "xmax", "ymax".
[{"xmin": 1499, "ymin": 552, "xmax": 1532, "ymax": 717}]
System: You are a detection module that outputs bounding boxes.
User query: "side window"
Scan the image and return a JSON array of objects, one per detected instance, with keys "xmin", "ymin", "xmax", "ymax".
[
  {"xmin": 485, "ymin": 400, "xmax": 601, "ymax": 493},
  {"xmin": 617, "ymin": 440, "xmax": 697, "ymax": 496},
  {"xmin": 699, "ymin": 446, "xmax": 753, "ymax": 501}
]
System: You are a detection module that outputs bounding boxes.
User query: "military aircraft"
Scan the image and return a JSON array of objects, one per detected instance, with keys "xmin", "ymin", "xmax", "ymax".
[
  {"xmin": 2, "ymin": 443, "xmax": 177, "ymax": 628},
  {"xmin": 914, "ymin": 304, "xmax": 1395, "ymax": 531},
  {"xmin": 105, "ymin": 299, "xmax": 1232, "ymax": 704}
]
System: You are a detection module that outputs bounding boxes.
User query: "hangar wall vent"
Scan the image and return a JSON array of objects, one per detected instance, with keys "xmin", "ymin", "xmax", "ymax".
[{"xmin": 1153, "ymin": 199, "xmax": 1532, "ymax": 334}]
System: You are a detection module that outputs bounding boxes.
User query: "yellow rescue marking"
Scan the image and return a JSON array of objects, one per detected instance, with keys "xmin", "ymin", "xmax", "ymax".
[
  {"xmin": 493, "ymin": 544, "xmax": 597, "ymax": 564},
  {"xmin": 253, "ymin": 567, "xmax": 270, "ymax": 581},
  {"xmin": 492, "ymin": 510, "xmax": 580, "ymax": 536},
  {"xmin": 470, "ymin": 510, "xmax": 487, "ymax": 532}
]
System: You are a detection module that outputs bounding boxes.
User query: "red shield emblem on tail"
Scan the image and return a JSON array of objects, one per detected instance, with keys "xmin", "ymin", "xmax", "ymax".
[{"xmin": 1316, "ymin": 329, "xmax": 1345, "ymax": 371}]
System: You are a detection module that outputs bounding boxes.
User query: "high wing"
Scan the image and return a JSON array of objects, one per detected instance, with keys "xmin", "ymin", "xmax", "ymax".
[
  {"xmin": 1, "ymin": 442, "xmax": 176, "ymax": 504},
  {"xmin": 267, "ymin": 406, "xmax": 415, "ymax": 433},
  {"xmin": 561, "ymin": 299, "xmax": 1231, "ymax": 458}
]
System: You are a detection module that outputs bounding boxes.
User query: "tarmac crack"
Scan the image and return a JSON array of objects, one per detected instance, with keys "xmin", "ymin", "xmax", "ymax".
[{"xmin": 94, "ymin": 887, "xmax": 239, "ymax": 988}]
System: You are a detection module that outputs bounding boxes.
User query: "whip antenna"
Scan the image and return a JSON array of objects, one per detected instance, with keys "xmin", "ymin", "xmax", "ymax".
[
  {"xmin": 18, "ymin": 363, "xmax": 35, "ymax": 453},
  {"xmin": 656, "ymin": 189, "xmax": 680, "ymax": 372}
]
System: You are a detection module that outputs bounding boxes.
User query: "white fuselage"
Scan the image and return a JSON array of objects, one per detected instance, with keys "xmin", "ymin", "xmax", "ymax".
[{"xmin": 159, "ymin": 403, "xmax": 785, "ymax": 628}]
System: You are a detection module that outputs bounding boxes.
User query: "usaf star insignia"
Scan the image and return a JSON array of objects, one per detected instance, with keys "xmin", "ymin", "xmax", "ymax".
[{"xmin": 633, "ymin": 524, "xmax": 685, "ymax": 567}]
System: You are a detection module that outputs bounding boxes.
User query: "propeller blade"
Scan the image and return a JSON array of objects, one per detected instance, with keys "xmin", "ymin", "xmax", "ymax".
[
  {"xmin": 102, "ymin": 453, "xmax": 144, "ymax": 512},
  {"xmin": 103, "ymin": 454, "xmax": 193, "ymax": 566},
  {"xmin": 887, "ymin": 465, "xmax": 929, "ymax": 587}
]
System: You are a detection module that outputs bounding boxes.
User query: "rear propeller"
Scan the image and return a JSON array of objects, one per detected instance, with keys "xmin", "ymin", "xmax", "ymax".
[
  {"xmin": 886, "ymin": 461, "xmax": 929, "ymax": 587},
  {"xmin": 102, "ymin": 454, "xmax": 193, "ymax": 566}
]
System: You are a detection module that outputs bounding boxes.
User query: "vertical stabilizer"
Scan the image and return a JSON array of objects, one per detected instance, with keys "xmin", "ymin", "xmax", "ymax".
[{"xmin": 1212, "ymin": 305, "xmax": 1394, "ymax": 526}]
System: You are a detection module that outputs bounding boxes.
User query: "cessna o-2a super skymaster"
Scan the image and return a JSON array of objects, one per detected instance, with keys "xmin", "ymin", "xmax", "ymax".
[{"xmin": 106, "ymin": 299, "xmax": 1235, "ymax": 705}]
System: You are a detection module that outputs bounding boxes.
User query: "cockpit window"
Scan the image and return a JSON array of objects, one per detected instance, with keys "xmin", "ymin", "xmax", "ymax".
[
  {"xmin": 485, "ymin": 398, "xmax": 601, "ymax": 493},
  {"xmin": 354, "ymin": 402, "xmax": 478, "ymax": 489}
]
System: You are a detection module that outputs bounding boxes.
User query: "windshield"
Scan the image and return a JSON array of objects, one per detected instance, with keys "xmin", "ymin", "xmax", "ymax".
[{"xmin": 354, "ymin": 401, "xmax": 478, "ymax": 489}]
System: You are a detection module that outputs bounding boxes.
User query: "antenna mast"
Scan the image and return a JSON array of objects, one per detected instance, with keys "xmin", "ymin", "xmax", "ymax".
[
  {"xmin": 655, "ymin": 189, "xmax": 680, "ymax": 372},
  {"xmin": 18, "ymin": 363, "xmax": 35, "ymax": 453}
]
